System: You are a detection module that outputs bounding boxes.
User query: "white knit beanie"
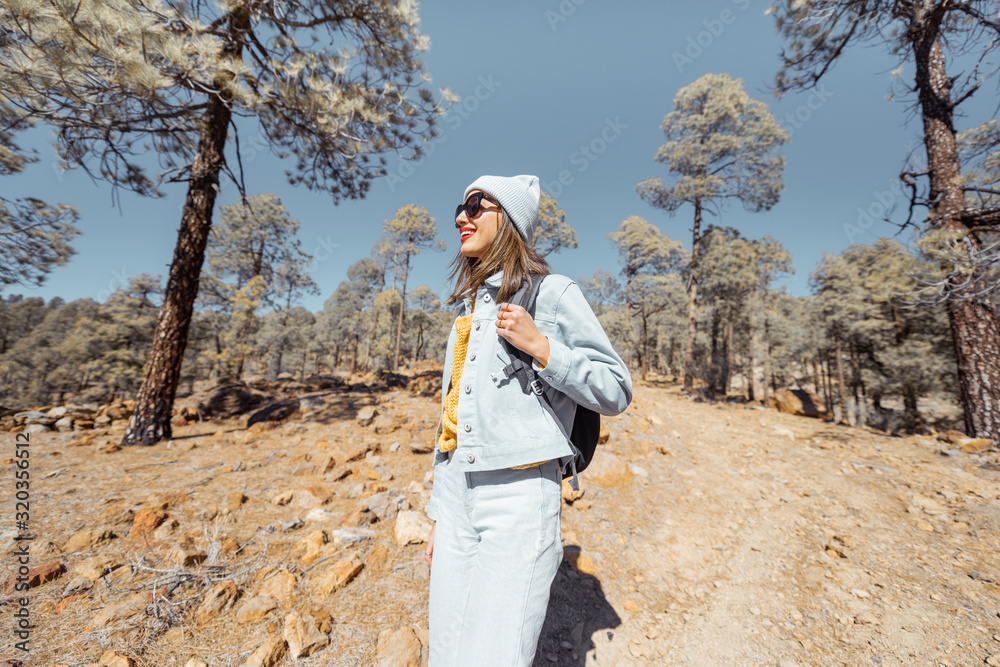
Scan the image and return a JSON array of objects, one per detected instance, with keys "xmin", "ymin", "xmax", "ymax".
[{"xmin": 464, "ymin": 174, "xmax": 541, "ymax": 244}]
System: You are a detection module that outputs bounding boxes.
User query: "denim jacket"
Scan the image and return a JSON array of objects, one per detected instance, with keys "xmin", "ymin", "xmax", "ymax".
[{"xmin": 426, "ymin": 271, "xmax": 632, "ymax": 522}]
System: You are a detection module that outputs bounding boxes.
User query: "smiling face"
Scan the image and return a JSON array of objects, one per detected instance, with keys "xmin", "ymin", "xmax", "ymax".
[{"xmin": 456, "ymin": 190, "xmax": 503, "ymax": 259}]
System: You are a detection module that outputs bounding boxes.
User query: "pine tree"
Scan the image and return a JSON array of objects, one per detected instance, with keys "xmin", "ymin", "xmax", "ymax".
[
  {"xmin": 533, "ymin": 192, "xmax": 579, "ymax": 258},
  {"xmin": 608, "ymin": 216, "xmax": 687, "ymax": 379},
  {"xmin": 68, "ymin": 274, "xmax": 162, "ymax": 403},
  {"xmin": 199, "ymin": 193, "xmax": 318, "ymax": 378},
  {"xmin": 0, "ymin": 0, "xmax": 445, "ymax": 445},
  {"xmin": 0, "ymin": 105, "xmax": 80, "ymax": 290},
  {"xmin": 771, "ymin": 0, "xmax": 1000, "ymax": 439},
  {"xmin": 638, "ymin": 73, "xmax": 788, "ymax": 393},
  {"xmin": 375, "ymin": 204, "xmax": 444, "ymax": 370}
]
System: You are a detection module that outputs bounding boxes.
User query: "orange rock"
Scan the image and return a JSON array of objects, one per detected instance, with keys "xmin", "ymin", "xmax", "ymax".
[
  {"xmin": 366, "ymin": 544, "xmax": 391, "ymax": 570},
  {"xmin": 563, "ymin": 546, "xmax": 598, "ymax": 576},
  {"xmin": 771, "ymin": 388, "xmax": 831, "ymax": 419},
  {"xmin": 215, "ymin": 534, "xmax": 240, "ymax": 554},
  {"xmin": 194, "ymin": 580, "xmax": 240, "ymax": 624},
  {"xmin": 100, "ymin": 502, "xmax": 133, "ymax": 525},
  {"xmin": 308, "ymin": 607, "xmax": 334, "ymax": 634},
  {"xmin": 320, "ymin": 456, "xmax": 338, "ymax": 473},
  {"xmin": 375, "ymin": 626, "xmax": 422, "ymax": 667},
  {"xmin": 249, "ymin": 421, "xmax": 279, "ymax": 434},
  {"xmin": 130, "ymin": 508, "xmax": 169, "ymax": 538},
  {"xmin": 341, "ymin": 508, "xmax": 372, "ymax": 527},
  {"xmin": 296, "ymin": 531, "xmax": 328, "ymax": 566},
  {"xmin": 959, "ymin": 438, "xmax": 994, "ymax": 454},
  {"xmin": 236, "ymin": 595, "xmax": 280, "ymax": 624},
  {"xmin": 935, "ymin": 428, "xmax": 968, "ymax": 444},
  {"xmin": 27, "ymin": 561, "xmax": 65, "ymax": 588},
  {"xmin": 303, "ymin": 486, "xmax": 331, "ymax": 504},
  {"xmin": 313, "ymin": 558, "xmax": 364, "ymax": 596},
  {"xmin": 63, "ymin": 528, "xmax": 117, "ymax": 552},
  {"xmin": 258, "ymin": 570, "xmax": 297, "ymax": 606},
  {"xmin": 95, "ymin": 650, "xmax": 136, "ymax": 667},
  {"xmin": 225, "ymin": 492, "xmax": 248, "ymax": 513},
  {"xmin": 55, "ymin": 593, "xmax": 89, "ymax": 614},
  {"xmin": 243, "ymin": 634, "xmax": 287, "ymax": 667}
]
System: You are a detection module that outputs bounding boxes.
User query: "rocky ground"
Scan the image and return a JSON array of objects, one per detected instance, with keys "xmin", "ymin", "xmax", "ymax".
[{"xmin": 1, "ymin": 374, "xmax": 998, "ymax": 666}]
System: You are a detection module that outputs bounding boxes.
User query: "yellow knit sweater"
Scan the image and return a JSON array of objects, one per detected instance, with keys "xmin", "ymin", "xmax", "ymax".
[{"xmin": 438, "ymin": 303, "xmax": 548, "ymax": 470}]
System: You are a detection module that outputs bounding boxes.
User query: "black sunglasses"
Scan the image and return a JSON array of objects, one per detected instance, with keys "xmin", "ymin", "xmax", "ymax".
[{"xmin": 454, "ymin": 191, "xmax": 499, "ymax": 227}]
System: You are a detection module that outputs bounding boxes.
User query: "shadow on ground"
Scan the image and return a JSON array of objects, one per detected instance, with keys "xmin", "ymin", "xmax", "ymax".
[{"xmin": 533, "ymin": 552, "xmax": 621, "ymax": 666}]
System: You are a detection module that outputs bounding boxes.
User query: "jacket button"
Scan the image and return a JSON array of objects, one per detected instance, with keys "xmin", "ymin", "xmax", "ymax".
[
  {"xmin": 467, "ymin": 454, "xmax": 475, "ymax": 463},
  {"xmin": 484, "ymin": 294, "xmax": 491, "ymax": 302},
  {"xmin": 475, "ymin": 322, "xmax": 481, "ymax": 330},
  {"xmin": 464, "ymin": 423, "xmax": 471, "ymax": 432},
  {"xmin": 470, "ymin": 353, "xmax": 476, "ymax": 362},
  {"xmin": 464, "ymin": 385, "xmax": 471, "ymax": 394}
]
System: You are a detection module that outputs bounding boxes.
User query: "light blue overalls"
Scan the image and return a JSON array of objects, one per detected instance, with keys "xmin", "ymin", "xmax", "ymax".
[{"xmin": 426, "ymin": 272, "xmax": 632, "ymax": 666}]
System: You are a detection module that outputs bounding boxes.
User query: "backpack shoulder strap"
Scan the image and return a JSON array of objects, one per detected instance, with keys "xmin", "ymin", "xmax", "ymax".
[
  {"xmin": 496, "ymin": 275, "xmax": 583, "ymax": 491},
  {"xmin": 493, "ymin": 275, "xmax": 546, "ymax": 394}
]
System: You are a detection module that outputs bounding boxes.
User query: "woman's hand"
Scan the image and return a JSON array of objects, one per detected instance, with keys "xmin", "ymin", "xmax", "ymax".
[
  {"xmin": 425, "ymin": 523, "xmax": 435, "ymax": 567},
  {"xmin": 496, "ymin": 302, "xmax": 550, "ymax": 368}
]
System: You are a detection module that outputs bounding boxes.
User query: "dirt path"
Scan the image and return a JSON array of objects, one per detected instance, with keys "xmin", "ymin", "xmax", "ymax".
[
  {"xmin": 537, "ymin": 384, "xmax": 1000, "ymax": 666},
  {"xmin": 1, "ymin": 380, "xmax": 998, "ymax": 666}
]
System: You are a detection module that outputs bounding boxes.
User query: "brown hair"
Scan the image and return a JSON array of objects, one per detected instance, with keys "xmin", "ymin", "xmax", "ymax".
[{"xmin": 446, "ymin": 208, "xmax": 550, "ymax": 306}]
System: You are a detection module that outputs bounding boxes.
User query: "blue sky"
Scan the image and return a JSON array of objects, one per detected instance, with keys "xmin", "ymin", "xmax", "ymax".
[{"xmin": 5, "ymin": 1, "xmax": 995, "ymax": 312}]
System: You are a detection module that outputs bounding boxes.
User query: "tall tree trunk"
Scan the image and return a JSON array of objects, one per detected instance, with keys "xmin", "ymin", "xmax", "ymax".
[
  {"xmin": 351, "ymin": 334, "xmax": 358, "ymax": 374},
  {"xmin": 762, "ymin": 303, "xmax": 772, "ymax": 402},
  {"xmin": 367, "ymin": 302, "xmax": 380, "ymax": 371},
  {"xmin": 271, "ymin": 348, "xmax": 284, "ymax": 381},
  {"xmin": 746, "ymin": 316, "xmax": 756, "ymax": 401},
  {"xmin": 912, "ymin": 5, "xmax": 1000, "ymax": 441},
  {"xmin": 852, "ymin": 343, "xmax": 867, "ymax": 426},
  {"xmin": 811, "ymin": 358, "xmax": 821, "ymax": 399},
  {"xmin": 393, "ymin": 256, "xmax": 410, "ymax": 370},
  {"xmin": 722, "ymin": 318, "xmax": 733, "ymax": 397},
  {"xmin": 641, "ymin": 310, "xmax": 650, "ymax": 380},
  {"xmin": 121, "ymin": 10, "xmax": 247, "ymax": 446},
  {"xmin": 891, "ymin": 302, "xmax": 923, "ymax": 430},
  {"xmin": 823, "ymin": 352, "xmax": 833, "ymax": 414},
  {"xmin": 834, "ymin": 335, "xmax": 848, "ymax": 424},
  {"xmin": 683, "ymin": 199, "xmax": 702, "ymax": 393}
]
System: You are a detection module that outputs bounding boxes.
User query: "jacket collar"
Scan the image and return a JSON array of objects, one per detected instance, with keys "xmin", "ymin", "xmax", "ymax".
[
  {"xmin": 461, "ymin": 270, "xmax": 504, "ymax": 313},
  {"xmin": 485, "ymin": 270, "xmax": 505, "ymax": 288}
]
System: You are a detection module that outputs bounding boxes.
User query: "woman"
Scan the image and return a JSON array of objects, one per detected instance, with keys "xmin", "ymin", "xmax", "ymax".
[{"xmin": 423, "ymin": 174, "xmax": 632, "ymax": 666}]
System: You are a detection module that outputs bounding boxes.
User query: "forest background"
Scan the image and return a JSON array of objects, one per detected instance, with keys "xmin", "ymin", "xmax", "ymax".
[{"xmin": 2, "ymin": 0, "xmax": 999, "ymax": 444}]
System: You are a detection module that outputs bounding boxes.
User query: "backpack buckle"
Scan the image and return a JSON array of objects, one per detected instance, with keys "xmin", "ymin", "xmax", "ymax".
[{"xmin": 529, "ymin": 379, "xmax": 545, "ymax": 395}]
